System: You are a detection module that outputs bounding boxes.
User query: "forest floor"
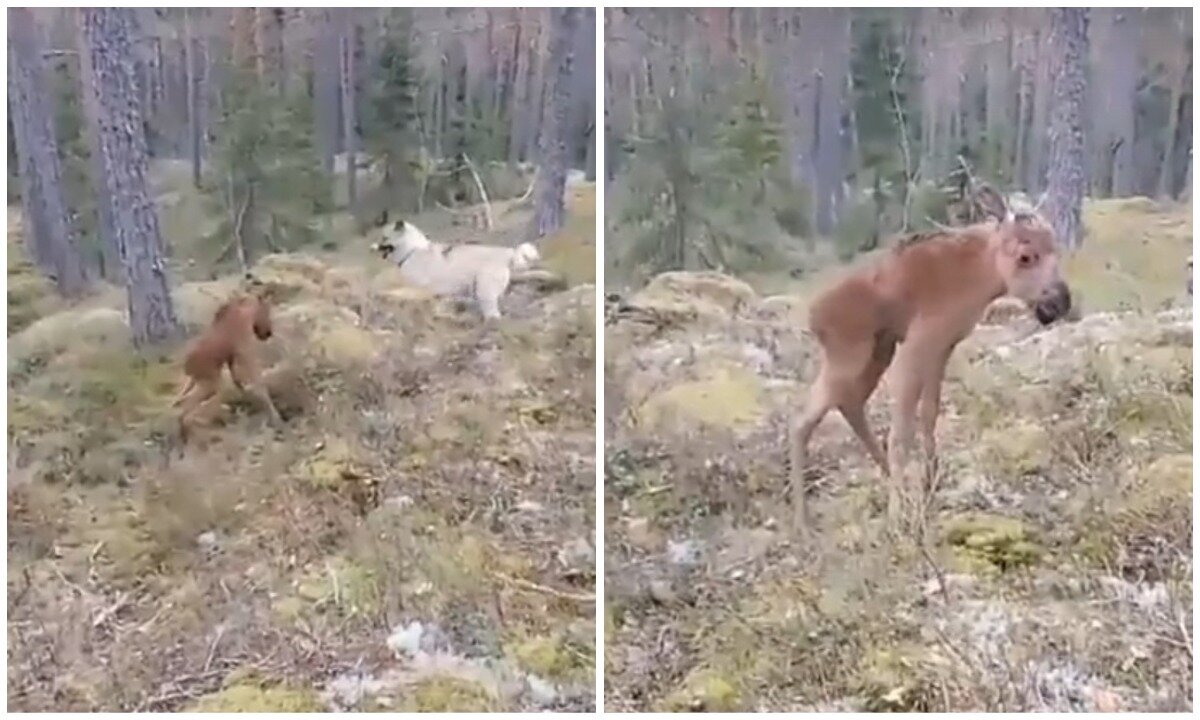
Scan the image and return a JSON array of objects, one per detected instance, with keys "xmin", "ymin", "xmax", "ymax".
[
  {"xmin": 7, "ymin": 165, "xmax": 597, "ymax": 711},
  {"xmin": 604, "ymin": 196, "xmax": 1192, "ymax": 712}
]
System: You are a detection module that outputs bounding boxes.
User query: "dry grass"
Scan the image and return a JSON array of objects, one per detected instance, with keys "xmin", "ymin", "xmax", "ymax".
[{"xmin": 7, "ymin": 177, "xmax": 596, "ymax": 711}]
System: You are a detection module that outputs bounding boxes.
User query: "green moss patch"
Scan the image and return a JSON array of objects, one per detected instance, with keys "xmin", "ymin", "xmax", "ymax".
[
  {"xmin": 659, "ymin": 669, "xmax": 743, "ymax": 712},
  {"xmin": 402, "ymin": 676, "xmax": 498, "ymax": 712},
  {"xmin": 640, "ymin": 365, "xmax": 764, "ymax": 430},
  {"xmin": 189, "ymin": 682, "xmax": 325, "ymax": 712},
  {"xmin": 942, "ymin": 513, "xmax": 1041, "ymax": 575}
]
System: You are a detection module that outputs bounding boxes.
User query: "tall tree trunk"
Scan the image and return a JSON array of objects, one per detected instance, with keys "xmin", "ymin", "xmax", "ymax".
[
  {"xmin": 75, "ymin": 11, "xmax": 121, "ymax": 279},
  {"xmin": 312, "ymin": 8, "xmax": 340, "ymax": 174},
  {"xmin": 528, "ymin": 8, "xmax": 581, "ymax": 241},
  {"xmin": 256, "ymin": 7, "xmax": 285, "ymax": 93},
  {"xmin": 780, "ymin": 11, "xmax": 817, "ymax": 201},
  {"xmin": 8, "ymin": 7, "xmax": 90, "ymax": 297},
  {"xmin": 1043, "ymin": 8, "xmax": 1089, "ymax": 251},
  {"xmin": 78, "ymin": 7, "xmax": 180, "ymax": 346},
  {"xmin": 231, "ymin": 8, "xmax": 256, "ymax": 71},
  {"xmin": 1090, "ymin": 8, "xmax": 1140, "ymax": 197},
  {"xmin": 1157, "ymin": 25, "xmax": 1190, "ymax": 199},
  {"xmin": 812, "ymin": 9, "xmax": 851, "ymax": 236},
  {"xmin": 1026, "ymin": 21, "xmax": 1052, "ymax": 194},
  {"xmin": 506, "ymin": 9, "xmax": 525, "ymax": 164},
  {"xmin": 341, "ymin": 12, "xmax": 358, "ymax": 207},
  {"xmin": 183, "ymin": 8, "xmax": 203, "ymax": 187}
]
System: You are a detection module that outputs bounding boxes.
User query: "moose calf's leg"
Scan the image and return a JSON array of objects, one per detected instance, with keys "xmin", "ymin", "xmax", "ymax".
[
  {"xmin": 917, "ymin": 356, "xmax": 949, "ymax": 487},
  {"xmin": 789, "ymin": 375, "xmax": 833, "ymax": 536},
  {"xmin": 178, "ymin": 380, "xmax": 219, "ymax": 444},
  {"xmin": 839, "ymin": 337, "xmax": 894, "ymax": 476},
  {"xmin": 886, "ymin": 361, "xmax": 923, "ymax": 527},
  {"xmin": 231, "ymin": 354, "xmax": 283, "ymax": 426}
]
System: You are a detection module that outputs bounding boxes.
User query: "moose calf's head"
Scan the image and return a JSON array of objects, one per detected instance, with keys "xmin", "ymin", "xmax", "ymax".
[{"xmin": 977, "ymin": 186, "xmax": 1072, "ymax": 325}]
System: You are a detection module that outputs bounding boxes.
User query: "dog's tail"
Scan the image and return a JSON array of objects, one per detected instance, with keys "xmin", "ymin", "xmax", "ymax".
[
  {"xmin": 170, "ymin": 377, "xmax": 196, "ymax": 407},
  {"xmin": 510, "ymin": 242, "xmax": 540, "ymax": 271}
]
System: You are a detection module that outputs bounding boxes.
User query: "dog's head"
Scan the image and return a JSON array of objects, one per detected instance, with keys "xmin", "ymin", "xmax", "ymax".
[
  {"xmin": 511, "ymin": 242, "xmax": 540, "ymax": 271},
  {"xmin": 370, "ymin": 216, "xmax": 432, "ymax": 262}
]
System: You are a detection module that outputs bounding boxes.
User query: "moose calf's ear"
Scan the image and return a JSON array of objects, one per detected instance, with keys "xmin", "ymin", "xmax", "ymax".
[{"xmin": 975, "ymin": 184, "xmax": 1009, "ymax": 222}]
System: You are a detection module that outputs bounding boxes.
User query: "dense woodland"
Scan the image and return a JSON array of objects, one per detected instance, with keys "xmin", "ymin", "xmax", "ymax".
[
  {"xmin": 9, "ymin": 7, "xmax": 596, "ymax": 344},
  {"xmin": 604, "ymin": 8, "xmax": 1193, "ymax": 283}
]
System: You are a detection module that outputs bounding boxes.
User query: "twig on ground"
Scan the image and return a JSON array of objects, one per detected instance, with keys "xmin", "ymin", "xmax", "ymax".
[
  {"xmin": 91, "ymin": 591, "xmax": 131, "ymax": 629},
  {"xmin": 203, "ymin": 624, "xmax": 226, "ymax": 672},
  {"xmin": 490, "ymin": 571, "xmax": 595, "ymax": 603}
]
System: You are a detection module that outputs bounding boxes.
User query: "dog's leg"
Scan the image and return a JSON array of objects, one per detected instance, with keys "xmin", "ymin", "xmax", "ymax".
[{"xmin": 474, "ymin": 269, "xmax": 507, "ymax": 320}]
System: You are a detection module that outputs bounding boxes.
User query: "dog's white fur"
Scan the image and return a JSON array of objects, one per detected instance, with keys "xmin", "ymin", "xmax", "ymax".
[{"xmin": 372, "ymin": 219, "xmax": 540, "ymax": 319}]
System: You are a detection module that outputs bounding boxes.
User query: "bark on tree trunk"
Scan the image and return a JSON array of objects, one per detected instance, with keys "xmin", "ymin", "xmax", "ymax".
[
  {"xmin": 1042, "ymin": 8, "xmax": 1089, "ymax": 251},
  {"xmin": 8, "ymin": 7, "xmax": 90, "ymax": 297},
  {"xmin": 183, "ymin": 8, "xmax": 202, "ymax": 187},
  {"xmin": 1157, "ymin": 29, "xmax": 1190, "ymax": 199},
  {"xmin": 1090, "ymin": 8, "xmax": 1140, "ymax": 197},
  {"xmin": 812, "ymin": 9, "xmax": 851, "ymax": 236},
  {"xmin": 528, "ymin": 8, "xmax": 581, "ymax": 241},
  {"xmin": 78, "ymin": 7, "xmax": 180, "ymax": 346},
  {"xmin": 1027, "ymin": 20, "xmax": 1052, "ymax": 195},
  {"xmin": 341, "ymin": 12, "xmax": 358, "ymax": 208},
  {"xmin": 256, "ymin": 7, "xmax": 285, "ymax": 93},
  {"xmin": 312, "ymin": 8, "xmax": 340, "ymax": 175}
]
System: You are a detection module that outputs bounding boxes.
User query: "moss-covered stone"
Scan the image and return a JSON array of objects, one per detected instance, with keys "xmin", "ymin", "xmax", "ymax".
[
  {"xmin": 402, "ymin": 676, "xmax": 497, "ymax": 712},
  {"xmin": 978, "ymin": 420, "xmax": 1050, "ymax": 477},
  {"xmin": 627, "ymin": 271, "xmax": 757, "ymax": 326},
  {"xmin": 640, "ymin": 365, "xmax": 764, "ymax": 430},
  {"xmin": 942, "ymin": 513, "xmax": 1041, "ymax": 575},
  {"xmin": 293, "ymin": 555, "xmax": 381, "ymax": 617},
  {"xmin": 856, "ymin": 645, "xmax": 939, "ymax": 712},
  {"xmin": 1079, "ymin": 454, "xmax": 1192, "ymax": 571},
  {"xmin": 189, "ymin": 682, "xmax": 325, "ymax": 712},
  {"xmin": 295, "ymin": 438, "xmax": 362, "ymax": 490},
  {"xmin": 659, "ymin": 669, "xmax": 743, "ymax": 712},
  {"xmin": 508, "ymin": 634, "xmax": 588, "ymax": 681}
]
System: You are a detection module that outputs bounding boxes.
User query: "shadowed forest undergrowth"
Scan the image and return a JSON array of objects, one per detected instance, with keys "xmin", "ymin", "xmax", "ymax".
[{"xmin": 603, "ymin": 197, "xmax": 1192, "ymax": 712}]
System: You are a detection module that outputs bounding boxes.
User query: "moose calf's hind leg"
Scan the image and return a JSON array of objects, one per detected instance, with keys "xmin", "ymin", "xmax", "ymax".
[
  {"xmin": 177, "ymin": 381, "xmax": 219, "ymax": 446},
  {"xmin": 789, "ymin": 380, "xmax": 833, "ymax": 537}
]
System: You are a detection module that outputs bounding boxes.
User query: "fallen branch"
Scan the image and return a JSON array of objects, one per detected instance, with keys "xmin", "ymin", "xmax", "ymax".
[
  {"xmin": 460, "ymin": 153, "xmax": 494, "ymax": 231},
  {"xmin": 509, "ymin": 268, "xmax": 568, "ymax": 292},
  {"xmin": 490, "ymin": 571, "xmax": 594, "ymax": 603},
  {"xmin": 91, "ymin": 591, "xmax": 131, "ymax": 629},
  {"xmin": 509, "ymin": 168, "xmax": 538, "ymax": 209}
]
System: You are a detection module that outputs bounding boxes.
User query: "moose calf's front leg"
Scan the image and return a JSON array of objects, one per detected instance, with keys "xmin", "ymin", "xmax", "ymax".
[
  {"xmin": 231, "ymin": 354, "xmax": 283, "ymax": 427},
  {"xmin": 886, "ymin": 366, "xmax": 923, "ymax": 528}
]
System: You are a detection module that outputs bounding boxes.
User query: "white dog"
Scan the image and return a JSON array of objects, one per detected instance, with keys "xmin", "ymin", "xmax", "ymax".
[{"xmin": 371, "ymin": 219, "xmax": 540, "ymax": 319}]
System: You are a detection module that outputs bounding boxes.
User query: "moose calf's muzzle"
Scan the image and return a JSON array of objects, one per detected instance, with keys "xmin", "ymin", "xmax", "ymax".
[{"xmin": 1034, "ymin": 280, "xmax": 1071, "ymax": 325}]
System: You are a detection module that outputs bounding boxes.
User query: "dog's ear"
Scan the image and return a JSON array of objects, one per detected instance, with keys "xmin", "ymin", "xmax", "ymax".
[
  {"xmin": 378, "ymin": 209, "xmax": 389, "ymax": 226},
  {"xmin": 393, "ymin": 219, "xmax": 406, "ymax": 232}
]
